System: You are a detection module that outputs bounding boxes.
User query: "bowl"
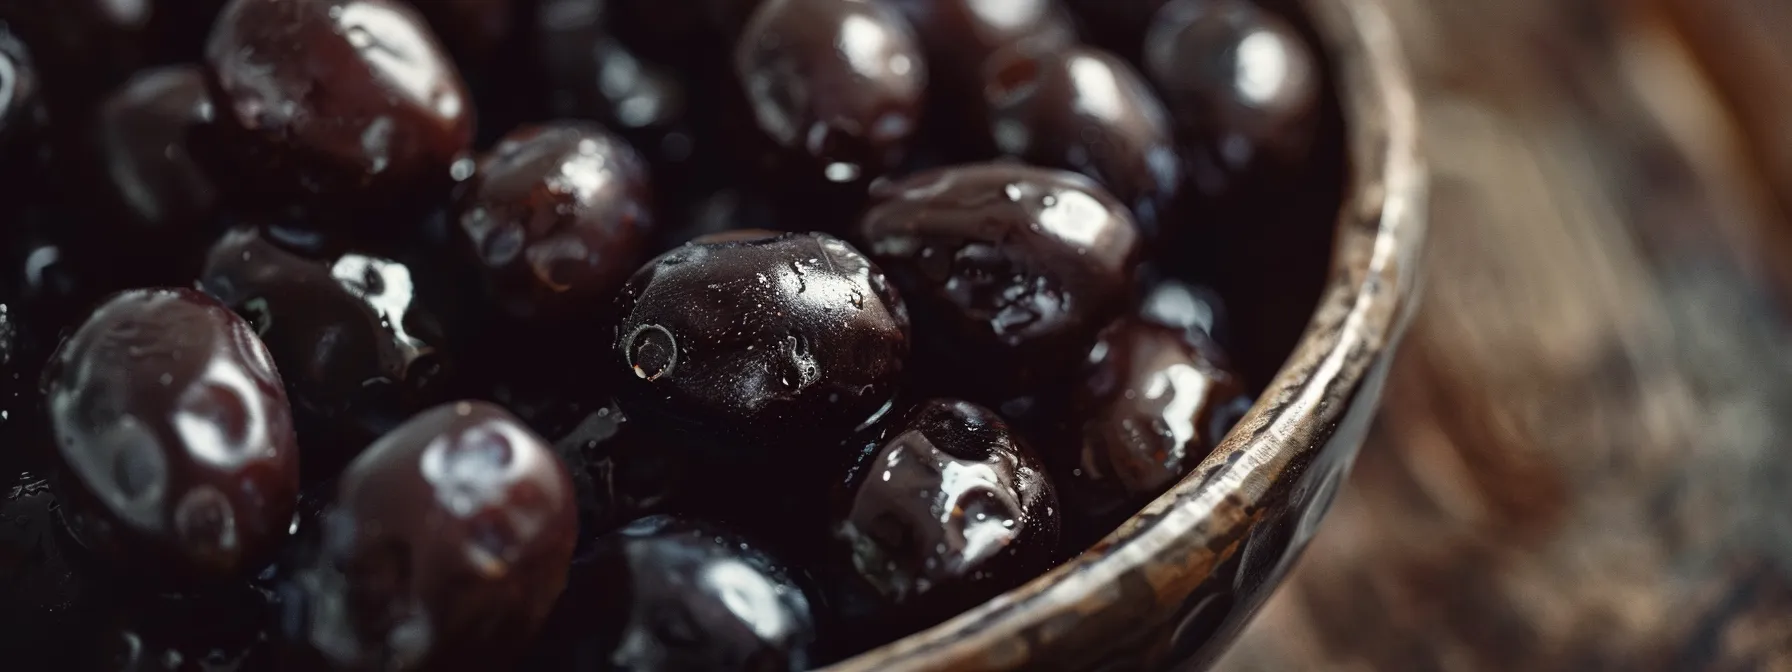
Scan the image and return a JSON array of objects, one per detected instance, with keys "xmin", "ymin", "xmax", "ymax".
[{"xmin": 827, "ymin": 0, "xmax": 1427, "ymax": 669}]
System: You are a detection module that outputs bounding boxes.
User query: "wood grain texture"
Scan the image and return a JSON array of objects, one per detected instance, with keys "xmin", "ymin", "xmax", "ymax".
[{"xmin": 1214, "ymin": 0, "xmax": 1792, "ymax": 669}]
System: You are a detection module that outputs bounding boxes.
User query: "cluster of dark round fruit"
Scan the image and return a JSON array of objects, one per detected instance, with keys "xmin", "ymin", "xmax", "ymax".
[{"xmin": 0, "ymin": 0, "xmax": 1326, "ymax": 669}]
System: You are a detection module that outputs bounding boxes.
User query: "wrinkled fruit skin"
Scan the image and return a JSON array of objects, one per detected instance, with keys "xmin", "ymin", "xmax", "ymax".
[
  {"xmin": 43, "ymin": 288, "xmax": 299, "ymax": 586},
  {"xmin": 452, "ymin": 122, "xmax": 656, "ymax": 326},
  {"xmin": 280, "ymin": 401, "xmax": 577, "ymax": 671},
  {"xmin": 201, "ymin": 0, "xmax": 475, "ymax": 224},
  {"xmin": 982, "ymin": 42, "xmax": 1182, "ymax": 236},
  {"xmin": 732, "ymin": 0, "xmax": 928, "ymax": 190},
  {"xmin": 1059, "ymin": 317, "xmax": 1248, "ymax": 541},
  {"xmin": 858, "ymin": 163, "xmax": 1141, "ymax": 397},
  {"xmin": 825, "ymin": 398, "xmax": 1060, "ymax": 649},
  {"xmin": 613, "ymin": 231, "xmax": 910, "ymax": 451},
  {"xmin": 200, "ymin": 226, "xmax": 454, "ymax": 471},
  {"xmin": 1144, "ymin": 0, "xmax": 1320, "ymax": 197},
  {"xmin": 531, "ymin": 515, "xmax": 819, "ymax": 671}
]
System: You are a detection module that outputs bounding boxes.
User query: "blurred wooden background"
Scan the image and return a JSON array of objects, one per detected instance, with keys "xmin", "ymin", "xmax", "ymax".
[{"xmin": 1216, "ymin": 0, "xmax": 1792, "ymax": 669}]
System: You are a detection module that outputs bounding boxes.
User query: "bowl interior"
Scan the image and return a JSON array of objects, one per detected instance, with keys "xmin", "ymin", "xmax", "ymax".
[
  {"xmin": 826, "ymin": 0, "xmax": 1424, "ymax": 667},
  {"xmin": 1191, "ymin": 0, "xmax": 1347, "ymax": 391}
]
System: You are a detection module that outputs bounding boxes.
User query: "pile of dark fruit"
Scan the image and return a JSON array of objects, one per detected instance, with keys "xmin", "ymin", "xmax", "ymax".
[{"xmin": 0, "ymin": 0, "xmax": 1332, "ymax": 669}]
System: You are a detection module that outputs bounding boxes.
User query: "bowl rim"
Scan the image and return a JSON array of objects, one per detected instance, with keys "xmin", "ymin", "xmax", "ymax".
[{"xmin": 824, "ymin": 0, "xmax": 1428, "ymax": 668}]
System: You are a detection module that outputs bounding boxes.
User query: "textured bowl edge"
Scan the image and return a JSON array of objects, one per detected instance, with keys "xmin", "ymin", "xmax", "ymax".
[{"xmin": 823, "ymin": 0, "xmax": 1429, "ymax": 668}]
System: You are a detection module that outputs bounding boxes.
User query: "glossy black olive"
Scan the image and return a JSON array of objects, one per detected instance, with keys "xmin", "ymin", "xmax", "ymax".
[
  {"xmin": 451, "ymin": 122, "xmax": 656, "ymax": 327},
  {"xmin": 1057, "ymin": 317, "xmax": 1247, "ymax": 541},
  {"xmin": 731, "ymin": 0, "xmax": 928, "ymax": 190},
  {"xmin": 883, "ymin": 0, "xmax": 1075, "ymax": 158},
  {"xmin": 200, "ymin": 0, "xmax": 475, "ymax": 229},
  {"xmin": 858, "ymin": 163, "xmax": 1141, "ymax": 397},
  {"xmin": 533, "ymin": 0, "xmax": 722, "ymax": 214},
  {"xmin": 280, "ymin": 401, "xmax": 577, "ymax": 671},
  {"xmin": 983, "ymin": 42, "xmax": 1181, "ymax": 235},
  {"xmin": 613, "ymin": 231, "xmax": 910, "ymax": 452},
  {"xmin": 0, "ymin": 214, "xmax": 143, "ymax": 455},
  {"xmin": 1144, "ymin": 0, "xmax": 1320, "ymax": 197},
  {"xmin": 42, "ymin": 288, "xmax": 300, "ymax": 586},
  {"xmin": 1, "ymin": 213, "xmax": 125, "ymax": 353},
  {"xmin": 199, "ymin": 226, "xmax": 455, "ymax": 472},
  {"xmin": 78, "ymin": 65, "xmax": 220, "ymax": 282},
  {"xmin": 530, "ymin": 515, "xmax": 819, "ymax": 671},
  {"xmin": 825, "ymin": 398, "xmax": 1059, "ymax": 648},
  {"xmin": 1139, "ymin": 277, "xmax": 1229, "ymax": 346},
  {"xmin": 0, "ymin": 0, "xmax": 151, "ymax": 113},
  {"xmin": 493, "ymin": 386, "xmax": 685, "ymax": 543},
  {"xmin": 536, "ymin": 0, "xmax": 689, "ymax": 134},
  {"xmin": 0, "ymin": 26, "xmax": 44, "ymax": 155},
  {"xmin": 888, "ymin": 0, "xmax": 1075, "ymax": 89},
  {"xmin": 0, "ymin": 220, "xmax": 119, "ymax": 414}
]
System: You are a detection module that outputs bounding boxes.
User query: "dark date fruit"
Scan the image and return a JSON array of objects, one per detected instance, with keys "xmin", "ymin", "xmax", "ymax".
[
  {"xmin": 199, "ymin": 227, "xmax": 453, "ymax": 470},
  {"xmin": 201, "ymin": 0, "xmax": 475, "ymax": 225},
  {"xmin": 531, "ymin": 515, "xmax": 818, "ymax": 671},
  {"xmin": 1057, "ymin": 317, "xmax": 1247, "ymax": 540},
  {"xmin": 81, "ymin": 66, "xmax": 220, "ymax": 272},
  {"xmin": 613, "ymin": 231, "xmax": 910, "ymax": 451},
  {"xmin": 280, "ymin": 401, "xmax": 576, "ymax": 671},
  {"xmin": 1144, "ymin": 0, "xmax": 1319, "ymax": 196},
  {"xmin": 858, "ymin": 163, "xmax": 1141, "ymax": 396},
  {"xmin": 983, "ymin": 42, "xmax": 1181, "ymax": 234},
  {"xmin": 42, "ymin": 288, "xmax": 299, "ymax": 586},
  {"xmin": 732, "ymin": 0, "xmax": 927, "ymax": 189},
  {"xmin": 451, "ymin": 122, "xmax": 655, "ymax": 327},
  {"xmin": 826, "ymin": 398, "xmax": 1059, "ymax": 647}
]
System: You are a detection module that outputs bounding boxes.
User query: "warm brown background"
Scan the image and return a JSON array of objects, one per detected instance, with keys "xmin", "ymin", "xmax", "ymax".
[{"xmin": 1216, "ymin": 0, "xmax": 1792, "ymax": 669}]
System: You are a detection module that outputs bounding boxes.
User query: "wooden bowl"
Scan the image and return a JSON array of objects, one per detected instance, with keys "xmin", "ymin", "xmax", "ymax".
[{"xmin": 826, "ymin": 0, "xmax": 1427, "ymax": 669}]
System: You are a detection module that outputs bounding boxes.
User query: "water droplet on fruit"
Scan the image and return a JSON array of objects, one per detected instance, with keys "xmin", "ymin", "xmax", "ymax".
[{"xmin": 625, "ymin": 325, "xmax": 678, "ymax": 381}]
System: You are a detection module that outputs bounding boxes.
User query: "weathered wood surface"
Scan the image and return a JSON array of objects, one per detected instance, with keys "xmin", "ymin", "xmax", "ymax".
[{"xmin": 1216, "ymin": 0, "xmax": 1792, "ymax": 669}]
